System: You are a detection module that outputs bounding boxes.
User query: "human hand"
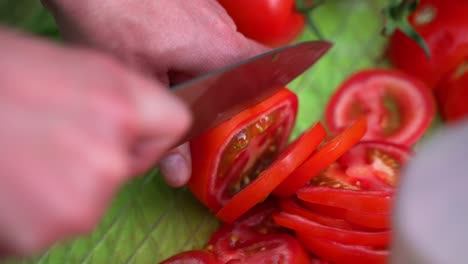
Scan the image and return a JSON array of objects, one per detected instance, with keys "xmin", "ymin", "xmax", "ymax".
[
  {"xmin": 0, "ymin": 28, "xmax": 190, "ymax": 256},
  {"xmin": 43, "ymin": 0, "xmax": 268, "ymax": 186}
]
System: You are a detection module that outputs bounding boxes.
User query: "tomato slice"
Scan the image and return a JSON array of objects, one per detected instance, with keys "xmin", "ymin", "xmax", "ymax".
[
  {"xmin": 297, "ymin": 234, "xmax": 388, "ymax": 264},
  {"xmin": 216, "ymin": 122, "xmax": 326, "ymax": 223},
  {"xmin": 337, "ymin": 141, "xmax": 412, "ymax": 188},
  {"xmin": 189, "ymin": 88, "xmax": 298, "ymax": 212},
  {"xmin": 273, "ymin": 212, "xmax": 390, "ymax": 247},
  {"xmin": 302, "ymin": 202, "xmax": 391, "ymax": 230},
  {"xmin": 325, "ymin": 69, "xmax": 435, "ymax": 146},
  {"xmin": 273, "ymin": 117, "xmax": 367, "ymax": 197},
  {"xmin": 436, "ymin": 63, "xmax": 468, "ymax": 122},
  {"xmin": 388, "ymin": 0, "xmax": 468, "ymax": 89},
  {"xmin": 219, "ymin": 234, "xmax": 311, "ymax": 264},
  {"xmin": 297, "ymin": 187, "xmax": 393, "ymax": 214},
  {"xmin": 160, "ymin": 250, "xmax": 220, "ymax": 264}
]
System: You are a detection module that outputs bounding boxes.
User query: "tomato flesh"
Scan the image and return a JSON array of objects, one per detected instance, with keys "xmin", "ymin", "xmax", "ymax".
[
  {"xmin": 216, "ymin": 122, "xmax": 326, "ymax": 223},
  {"xmin": 160, "ymin": 250, "xmax": 220, "ymax": 264},
  {"xmin": 325, "ymin": 69, "xmax": 435, "ymax": 146},
  {"xmin": 189, "ymin": 88, "xmax": 298, "ymax": 212}
]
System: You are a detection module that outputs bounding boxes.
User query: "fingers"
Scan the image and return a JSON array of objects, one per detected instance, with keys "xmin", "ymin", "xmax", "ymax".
[{"xmin": 158, "ymin": 143, "xmax": 192, "ymax": 187}]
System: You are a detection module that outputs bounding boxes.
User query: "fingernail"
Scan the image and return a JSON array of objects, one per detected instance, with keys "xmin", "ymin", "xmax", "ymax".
[{"xmin": 159, "ymin": 153, "xmax": 189, "ymax": 187}]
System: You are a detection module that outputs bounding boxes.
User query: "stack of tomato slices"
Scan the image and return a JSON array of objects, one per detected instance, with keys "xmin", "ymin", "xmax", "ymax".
[{"xmin": 162, "ymin": 66, "xmax": 435, "ymax": 263}]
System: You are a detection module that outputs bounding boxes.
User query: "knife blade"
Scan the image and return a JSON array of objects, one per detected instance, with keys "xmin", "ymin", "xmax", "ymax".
[{"xmin": 171, "ymin": 40, "xmax": 332, "ymax": 145}]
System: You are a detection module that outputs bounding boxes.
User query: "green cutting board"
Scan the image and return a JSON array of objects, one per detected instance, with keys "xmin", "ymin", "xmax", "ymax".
[{"xmin": 1, "ymin": 0, "xmax": 397, "ymax": 263}]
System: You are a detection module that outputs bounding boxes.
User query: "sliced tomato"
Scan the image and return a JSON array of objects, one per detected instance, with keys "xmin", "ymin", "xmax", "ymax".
[
  {"xmin": 160, "ymin": 250, "xmax": 220, "ymax": 264},
  {"xmin": 325, "ymin": 69, "xmax": 435, "ymax": 146},
  {"xmin": 302, "ymin": 202, "xmax": 391, "ymax": 230},
  {"xmin": 273, "ymin": 117, "xmax": 367, "ymax": 197},
  {"xmin": 388, "ymin": 0, "xmax": 468, "ymax": 89},
  {"xmin": 297, "ymin": 234, "xmax": 388, "ymax": 264},
  {"xmin": 217, "ymin": 0, "xmax": 305, "ymax": 47},
  {"xmin": 297, "ymin": 187, "xmax": 393, "ymax": 214},
  {"xmin": 216, "ymin": 122, "xmax": 326, "ymax": 223},
  {"xmin": 273, "ymin": 212, "xmax": 390, "ymax": 247},
  {"xmin": 337, "ymin": 141, "xmax": 412, "ymax": 188},
  {"xmin": 436, "ymin": 63, "xmax": 468, "ymax": 122},
  {"xmin": 189, "ymin": 88, "xmax": 299, "ymax": 212},
  {"xmin": 279, "ymin": 198, "xmax": 354, "ymax": 230}
]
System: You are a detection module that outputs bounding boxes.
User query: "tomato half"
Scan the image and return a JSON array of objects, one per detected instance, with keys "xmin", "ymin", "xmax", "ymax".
[
  {"xmin": 189, "ymin": 88, "xmax": 298, "ymax": 212},
  {"xmin": 216, "ymin": 122, "xmax": 326, "ymax": 223},
  {"xmin": 217, "ymin": 0, "xmax": 305, "ymax": 47},
  {"xmin": 297, "ymin": 234, "xmax": 388, "ymax": 264},
  {"xmin": 160, "ymin": 250, "xmax": 220, "ymax": 264},
  {"xmin": 297, "ymin": 187, "xmax": 393, "ymax": 214},
  {"xmin": 273, "ymin": 212, "xmax": 390, "ymax": 247},
  {"xmin": 302, "ymin": 202, "xmax": 391, "ymax": 230},
  {"xmin": 325, "ymin": 69, "xmax": 435, "ymax": 146},
  {"xmin": 436, "ymin": 64, "xmax": 468, "ymax": 122},
  {"xmin": 388, "ymin": 0, "xmax": 468, "ymax": 89},
  {"xmin": 273, "ymin": 117, "xmax": 367, "ymax": 197}
]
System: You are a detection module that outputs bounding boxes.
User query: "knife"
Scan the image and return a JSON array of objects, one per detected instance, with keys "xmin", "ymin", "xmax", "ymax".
[{"xmin": 171, "ymin": 41, "xmax": 332, "ymax": 145}]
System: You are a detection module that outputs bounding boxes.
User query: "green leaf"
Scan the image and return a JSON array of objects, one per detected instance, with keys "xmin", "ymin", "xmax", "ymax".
[{"xmin": 2, "ymin": 0, "xmax": 439, "ymax": 263}]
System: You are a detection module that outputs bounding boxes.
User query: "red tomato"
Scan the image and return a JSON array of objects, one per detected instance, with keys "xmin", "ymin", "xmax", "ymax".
[
  {"xmin": 217, "ymin": 0, "xmax": 305, "ymax": 47},
  {"xmin": 160, "ymin": 250, "xmax": 220, "ymax": 264},
  {"xmin": 189, "ymin": 88, "xmax": 298, "ymax": 212},
  {"xmin": 273, "ymin": 212, "xmax": 390, "ymax": 247},
  {"xmin": 273, "ymin": 117, "xmax": 367, "ymax": 197},
  {"xmin": 297, "ymin": 187, "xmax": 393, "ymax": 214},
  {"xmin": 436, "ymin": 64, "xmax": 468, "ymax": 122},
  {"xmin": 297, "ymin": 234, "xmax": 388, "ymax": 264},
  {"xmin": 337, "ymin": 141, "xmax": 413, "ymax": 188},
  {"xmin": 388, "ymin": 0, "xmax": 468, "ymax": 89},
  {"xmin": 325, "ymin": 69, "xmax": 435, "ymax": 146},
  {"xmin": 216, "ymin": 122, "xmax": 327, "ymax": 223},
  {"xmin": 302, "ymin": 202, "xmax": 391, "ymax": 230}
]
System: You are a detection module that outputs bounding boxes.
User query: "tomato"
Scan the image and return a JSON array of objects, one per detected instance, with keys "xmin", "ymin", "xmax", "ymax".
[
  {"xmin": 297, "ymin": 234, "xmax": 388, "ymax": 264},
  {"xmin": 189, "ymin": 88, "xmax": 298, "ymax": 212},
  {"xmin": 297, "ymin": 187, "xmax": 393, "ymax": 214},
  {"xmin": 388, "ymin": 0, "xmax": 468, "ymax": 89},
  {"xmin": 273, "ymin": 116, "xmax": 367, "ymax": 197},
  {"xmin": 337, "ymin": 141, "xmax": 412, "ymax": 188},
  {"xmin": 436, "ymin": 64, "xmax": 468, "ymax": 122},
  {"xmin": 160, "ymin": 250, "xmax": 220, "ymax": 264},
  {"xmin": 325, "ymin": 69, "xmax": 435, "ymax": 146},
  {"xmin": 273, "ymin": 212, "xmax": 390, "ymax": 247},
  {"xmin": 216, "ymin": 122, "xmax": 326, "ymax": 223},
  {"xmin": 217, "ymin": 0, "xmax": 305, "ymax": 47},
  {"xmin": 302, "ymin": 202, "xmax": 391, "ymax": 230}
]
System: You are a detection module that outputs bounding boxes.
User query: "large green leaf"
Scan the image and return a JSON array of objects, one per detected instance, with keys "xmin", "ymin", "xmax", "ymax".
[{"xmin": 2, "ymin": 0, "xmax": 421, "ymax": 263}]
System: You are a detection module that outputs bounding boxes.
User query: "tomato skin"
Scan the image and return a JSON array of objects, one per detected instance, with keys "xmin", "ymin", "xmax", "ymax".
[
  {"xmin": 388, "ymin": 0, "xmax": 468, "ymax": 89},
  {"xmin": 436, "ymin": 67, "xmax": 468, "ymax": 122},
  {"xmin": 160, "ymin": 250, "xmax": 220, "ymax": 264},
  {"xmin": 273, "ymin": 212, "xmax": 390, "ymax": 247},
  {"xmin": 297, "ymin": 187, "xmax": 393, "ymax": 214},
  {"xmin": 297, "ymin": 234, "xmax": 388, "ymax": 264},
  {"xmin": 216, "ymin": 122, "xmax": 326, "ymax": 223},
  {"xmin": 189, "ymin": 88, "xmax": 298, "ymax": 212},
  {"xmin": 274, "ymin": 117, "xmax": 367, "ymax": 197},
  {"xmin": 218, "ymin": 0, "xmax": 305, "ymax": 47},
  {"xmin": 325, "ymin": 69, "xmax": 435, "ymax": 146}
]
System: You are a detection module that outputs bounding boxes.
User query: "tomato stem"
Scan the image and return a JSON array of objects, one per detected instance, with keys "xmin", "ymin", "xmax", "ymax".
[
  {"xmin": 382, "ymin": 0, "xmax": 431, "ymax": 58},
  {"xmin": 295, "ymin": 0, "xmax": 326, "ymax": 40}
]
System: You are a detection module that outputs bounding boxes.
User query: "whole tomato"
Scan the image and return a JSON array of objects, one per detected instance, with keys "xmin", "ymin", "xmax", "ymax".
[
  {"xmin": 387, "ymin": 0, "xmax": 468, "ymax": 90},
  {"xmin": 217, "ymin": 0, "xmax": 306, "ymax": 47}
]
